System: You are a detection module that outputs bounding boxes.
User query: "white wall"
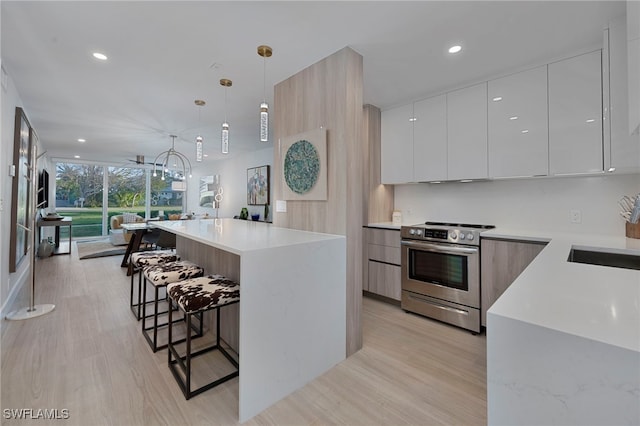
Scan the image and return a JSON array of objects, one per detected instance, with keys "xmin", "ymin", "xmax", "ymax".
[
  {"xmin": 186, "ymin": 147, "xmax": 273, "ymax": 221},
  {"xmin": 1, "ymin": 67, "xmax": 28, "ymax": 317},
  {"xmin": 394, "ymin": 173, "xmax": 640, "ymax": 236}
]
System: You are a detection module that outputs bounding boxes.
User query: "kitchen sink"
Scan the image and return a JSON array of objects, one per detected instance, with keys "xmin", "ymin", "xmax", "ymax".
[{"xmin": 568, "ymin": 247, "xmax": 640, "ymax": 271}]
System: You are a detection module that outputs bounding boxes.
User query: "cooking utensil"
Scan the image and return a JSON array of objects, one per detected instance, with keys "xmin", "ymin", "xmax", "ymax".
[{"xmin": 630, "ymin": 196, "xmax": 640, "ymax": 224}]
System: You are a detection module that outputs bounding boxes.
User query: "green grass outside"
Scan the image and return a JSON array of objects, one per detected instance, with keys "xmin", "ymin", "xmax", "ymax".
[{"xmin": 55, "ymin": 207, "xmax": 183, "ymax": 238}]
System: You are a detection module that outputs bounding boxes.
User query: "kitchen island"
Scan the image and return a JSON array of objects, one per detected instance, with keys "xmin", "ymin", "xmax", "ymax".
[
  {"xmin": 153, "ymin": 218, "xmax": 346, "ymax": 422},
  {"xmin": 485, "ymin": 229, "xmax": 640, "ymax": 425}
]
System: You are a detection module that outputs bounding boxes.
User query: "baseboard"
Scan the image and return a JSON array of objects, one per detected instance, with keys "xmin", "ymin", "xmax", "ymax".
[{"xmin": 0, "ymin": 261, "xmax": 30, "ymax": 335}]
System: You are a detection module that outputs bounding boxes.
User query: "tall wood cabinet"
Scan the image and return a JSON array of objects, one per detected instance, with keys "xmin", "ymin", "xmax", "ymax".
[{"xmin": 480, "ymin": 237, "xmax": 547, "ymax": 327}]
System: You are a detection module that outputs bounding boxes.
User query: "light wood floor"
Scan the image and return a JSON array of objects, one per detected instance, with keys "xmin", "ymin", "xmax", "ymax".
[{"xmin": 1, "ymin": 243, "xmax": 487, "ymax": 425}]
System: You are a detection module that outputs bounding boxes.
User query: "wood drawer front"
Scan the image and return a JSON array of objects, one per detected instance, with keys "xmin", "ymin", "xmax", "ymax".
[
  {"xmin": 368, "ymin": 261, "xmax": 401, "ymax": 301},
  {"xmin": 367, "ymin": 244, "xmax": 401, "ymax": 265},
  {"xmin": 367, "ymin": 228, "xmax": 400, "ymax": 248}
]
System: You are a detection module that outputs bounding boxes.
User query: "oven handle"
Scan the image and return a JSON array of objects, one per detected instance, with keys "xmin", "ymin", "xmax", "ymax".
[{"xmin": 401, "ymin": 240, "xmax": 479, "ymax": 255}]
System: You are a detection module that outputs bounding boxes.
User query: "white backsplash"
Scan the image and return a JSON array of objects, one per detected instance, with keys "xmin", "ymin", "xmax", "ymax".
[{"xmin": 394, "ymin": 173, "xmax": 640, "ymax": 236}]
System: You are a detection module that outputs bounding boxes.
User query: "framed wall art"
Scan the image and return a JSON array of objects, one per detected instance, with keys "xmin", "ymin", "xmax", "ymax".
[
  {"xmin": 9, "ymin": 107, "xmax": 33, "ymax": 272},
  {"xmin": 281, "ymin": 128, "xmax": 327, "ymax": 201},
  {"xmin": 247, "ymin": 165, "xmax": 270, "ymax": 205}
]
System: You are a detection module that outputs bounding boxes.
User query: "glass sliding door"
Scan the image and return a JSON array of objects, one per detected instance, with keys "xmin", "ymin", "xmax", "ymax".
[
  {"xmin": 150, "ymin": 173, "xmax": 184, "ymax": 219},
  {"xmin": 55, "ymin": 162, "xmax": 104, "ymax": 238},
  {"xmin": 107, "ymin": 166, "xmax": 147, "ymax": 231}
]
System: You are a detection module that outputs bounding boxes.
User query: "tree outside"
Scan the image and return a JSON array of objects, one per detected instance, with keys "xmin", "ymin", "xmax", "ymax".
[{"xmin": 55, "ymin": 162, "xmax": 184, "ymax": 238}]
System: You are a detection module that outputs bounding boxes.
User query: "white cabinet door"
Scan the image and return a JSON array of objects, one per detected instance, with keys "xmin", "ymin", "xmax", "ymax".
[
  {"xmin": 381, "ymin": 103, "xmax": 414, "ymax": 184},
  {"xmin": 447, "ymin": 83, "xmax": 488, "ymax": 180},
  {"xmin": 608, "ymin": 15, "xmax": 640, "ymax": 171},
  {"xmin": 488, "ymin": 66, "xmax": 549, "ymax": 178},
  {"xmin": 413, "ymin": 95, "xmax": 447, "ymax": 181},
  {"xmin": 548, "ymin": 51, "xmax": 603, "ymax": 175},
  {"xmin": 628, "ymin": 0, "xmax": 640, "ymax": 134}
]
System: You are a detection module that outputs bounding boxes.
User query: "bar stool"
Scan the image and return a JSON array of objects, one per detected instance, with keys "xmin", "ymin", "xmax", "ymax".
[
  {"xmin": 141, "ymin": 260, "xmax": 204, "ymax": 352},
  {"xmin": 167, "ymin": 274, "xmax": 240, "ymax": 399},
  {"xmin": 130, "ymin": 250, "xmax": 180, "ymax": 320}
]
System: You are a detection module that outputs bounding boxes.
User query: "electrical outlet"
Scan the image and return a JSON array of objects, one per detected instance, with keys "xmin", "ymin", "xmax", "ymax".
[
  {"xmin": 570, "ymin": 209, "xmax": 582, "ymax": 224},
  {"xmin": 276, "ymin": 200, "xmax": 287, "ymax": 213}
]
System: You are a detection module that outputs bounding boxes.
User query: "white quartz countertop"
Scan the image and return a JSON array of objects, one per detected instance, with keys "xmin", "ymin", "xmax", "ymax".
[
  {"xmin": 486, "ymin": 228, "xmax": 640, "ymax": 353},
  {"xmin": 152, "ymin": 218, "xmax": 344, "ymax": 256}
]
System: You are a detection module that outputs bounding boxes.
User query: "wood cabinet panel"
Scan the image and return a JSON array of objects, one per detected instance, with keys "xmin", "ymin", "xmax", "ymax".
[
  {"xmin": 366, "ymin": 228, "xmax": 400, "ymax": 247},
  {"xmin": 368, "ymin": 261, "xmax": 401, "ymax": 301},
  {"xmin": 367, "ymin": 244, "xmax": 401, "ymax": 265},
  {"xmin": 480, "ymin": 238, "xmax": 546, "ymax": 327}
]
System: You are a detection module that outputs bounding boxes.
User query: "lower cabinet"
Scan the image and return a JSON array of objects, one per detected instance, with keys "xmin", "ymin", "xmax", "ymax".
[
  {"xmin": 363, "ymin": 227, "xmax": 401, "ymax": 303},
  {"xmin": 367, "ymin": 261, "xmax": 401, "ymax": 301},
  {"xmin": 480, "ymin": 237, "xmax": 547, "ymax": 327}
]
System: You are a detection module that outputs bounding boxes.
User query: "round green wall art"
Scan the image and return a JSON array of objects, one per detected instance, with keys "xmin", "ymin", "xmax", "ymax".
[{"xmin": 284, "ymin": 140, "xmax": 320, "ymax": 194}]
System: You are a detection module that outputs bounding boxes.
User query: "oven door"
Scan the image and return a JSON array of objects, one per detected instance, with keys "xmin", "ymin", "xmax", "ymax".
[{"xmin": 401, "ymin": 240, "xmax": 480, "ymax": 308}]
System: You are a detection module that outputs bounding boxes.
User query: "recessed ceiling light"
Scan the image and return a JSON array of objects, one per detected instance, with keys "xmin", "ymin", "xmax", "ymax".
[
  {"xmin": 509, "ymin": 116, "xmax": 518, "ymax": 120},
  {"xmin": 459, "ymin": 179, "xmax": 473, "ymax": 183},
  {"xmin": 492, "ymin": 97, "xmax": 503, "ymax": 102},
  {"xmin": 448, "ymin": 45, "xmax": 462, "ymax": 54},
  {"xmin": 409, "ymin": 117, "xmax": 417, "ymax": 122},
  {"xmin": 77, "ymin": 138, "xmax": 86, "ymax": 143},
  {"xmin": 203, "ymin": 154, "xmax": 209, "ymax": 158},
  {"xmin": 74, "ymin": 155, "xmax": 80, "ymax": 159},
  {"xmin": 585, "ymin": 119, "xmax": 596, "ymax": 123},
  {"xmin": 521, "ymin": 129, "xmax": 529, "ymax": 134},
  {"xmin": 92, "ymin": 52, "xmax": 108, "ymax": 61}
]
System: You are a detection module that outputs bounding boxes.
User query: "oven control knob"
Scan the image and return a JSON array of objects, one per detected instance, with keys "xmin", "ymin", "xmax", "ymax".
[
  {"xmin": 449, "ymin": 231, "xmax": 457, "ymax": 240},
  {"xmin": 467, "ymin": 233, "xmax": 474, "ymax": 241},
  {"xmin": 415, "ymin": 229, "xmax": 423, "ymax": 236},
  {"xmin": 459, "ymin": 233, "xmax": 466, "ymax": 240},
  {"xmin": 409, "ymin": 229, "xmax": 416, "ymax": 235}
]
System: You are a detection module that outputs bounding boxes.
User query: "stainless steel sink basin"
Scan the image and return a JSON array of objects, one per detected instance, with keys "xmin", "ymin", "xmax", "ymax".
[{"xmin": 568, "ymin": 247, "xmax": 640, "ymax": 271}]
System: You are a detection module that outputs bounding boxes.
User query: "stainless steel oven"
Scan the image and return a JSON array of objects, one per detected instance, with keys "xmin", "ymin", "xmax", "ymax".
[{"xmin": 401, "ymin": 222, "xmax": 493, "ymax": 333}]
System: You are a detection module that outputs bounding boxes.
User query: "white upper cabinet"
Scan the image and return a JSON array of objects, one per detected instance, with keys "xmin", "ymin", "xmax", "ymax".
[
  {"xmin": 447, "ymin": 83, "xmax": 488, "ymax": 180},
  {"xmin": 548, "ymin": 50, "xmax": 603, "ymax": 175},
  {"xmin": 381, "ymin": 103, "xmax": 414, "ymax": 184},
  {"xmin": 413, "ymin": 95, "xmax": 447, "ymax": 182},
  {"xmin": 628, "ymin": 0, "xmax": 640, "ymax": 134},
  {"xmin": 488, "ymin": 66, "xmax": 549, "ymax": 178},
  {"xmin": 608, "ymin": 15, "xmax": 640, "ymax": 171}
]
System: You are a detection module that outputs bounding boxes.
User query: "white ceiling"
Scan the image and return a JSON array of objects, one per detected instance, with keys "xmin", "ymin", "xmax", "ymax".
[{"xmin": 1, "ymin": 1, "xmax": 625, "ymax": 166}]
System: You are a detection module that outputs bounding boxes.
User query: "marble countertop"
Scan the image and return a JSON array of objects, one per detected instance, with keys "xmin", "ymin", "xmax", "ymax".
[
  {"xmin": 486, "ymin": 228, "xmax": 640, "ymax": 353},
  {"xmin": 153, "ymin": 218, "xmax": 344, "ymax": 256}
]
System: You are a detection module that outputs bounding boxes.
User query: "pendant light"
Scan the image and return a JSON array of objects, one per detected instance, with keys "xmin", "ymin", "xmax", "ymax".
[
  {"xmin": 194, "ymin": 99, "xmax": 205, "ymax": 162},
  {"xmin": 220, "ymin": 78, "xmax": 232, "ymax": 154},
  {"xmin": 152, "ymin": 135, "xmax": 192, "ymax": 181},
  {"xmin": 257, "ymin": 45, "xmax": 272, "ymax": 142}
]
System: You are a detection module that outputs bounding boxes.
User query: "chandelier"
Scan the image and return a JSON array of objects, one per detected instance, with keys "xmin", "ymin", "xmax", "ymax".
[{"xmin": 152, "ymin": 135, "xmax": 193, "ymax": 181}]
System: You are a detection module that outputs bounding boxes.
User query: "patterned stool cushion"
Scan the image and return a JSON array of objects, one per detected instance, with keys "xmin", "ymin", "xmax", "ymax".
[
  {"xmin": 144, "ymin": 261, "xmax": 204, "ymax": 287},
  {"xmin": 132, "ymin": 250, "xmax": 179, "ymax": 267},
  {"xmin": 168, "ymin": 275, "xmax": 240, "ymax": 314}
]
